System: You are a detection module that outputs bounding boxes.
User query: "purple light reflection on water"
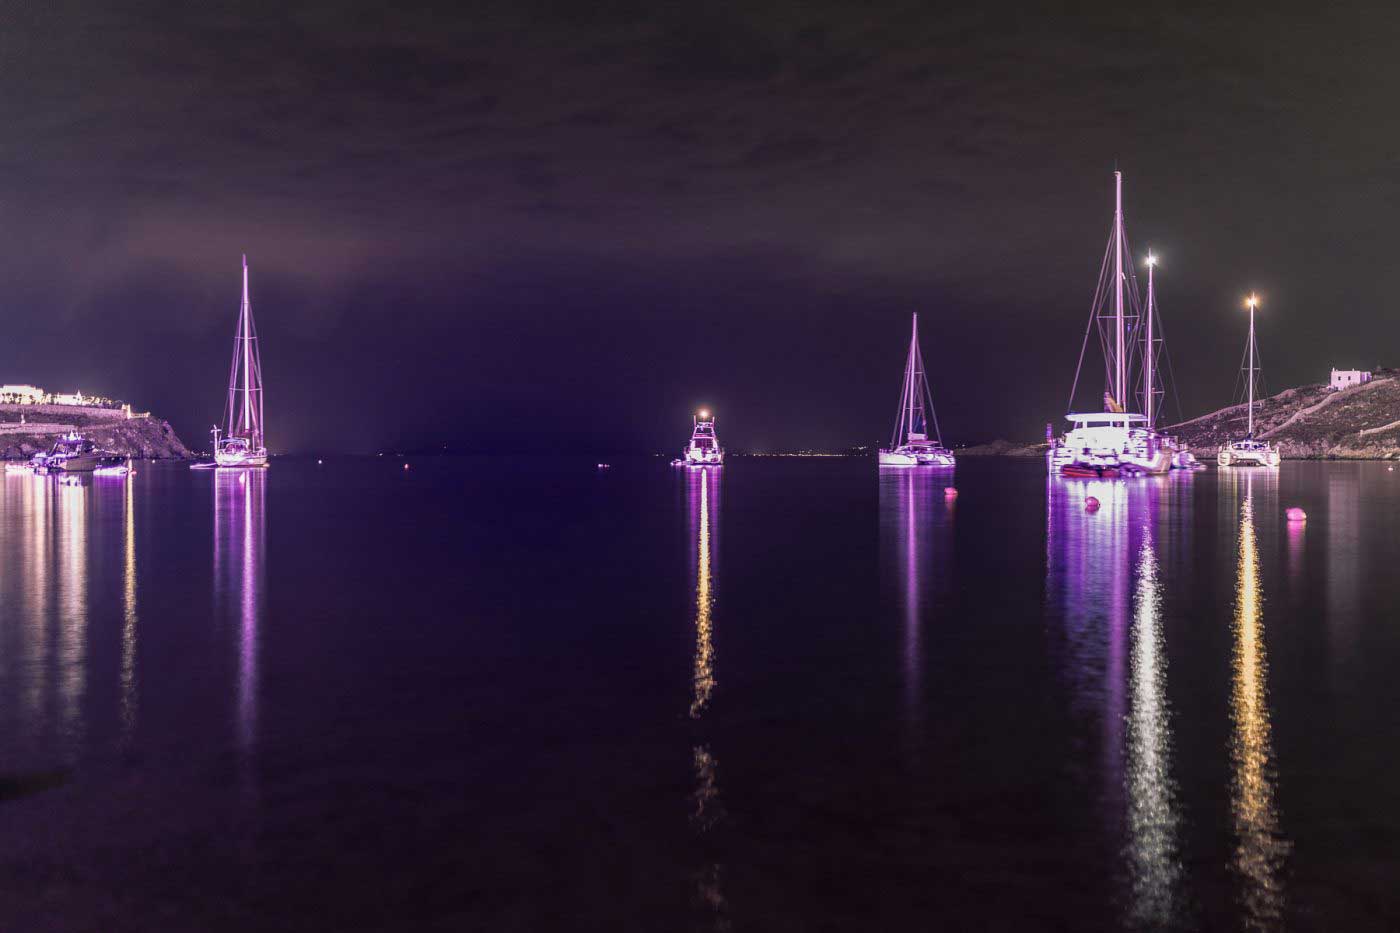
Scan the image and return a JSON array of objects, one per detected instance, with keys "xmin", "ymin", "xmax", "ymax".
[
  {"xmin": 56, "ymin": 479, "xmax": 88, "ymax": 755},
  {"xmin": 214, "ymin": 470, "xmax": 266, "ymax": 759},
  {"xmin": 878, "ymin": 467, "xmax": 955, "ymax": 745},
  {"xmin": 1046, "ymin": 473, "xmax": 1183, "ymax": 920}
]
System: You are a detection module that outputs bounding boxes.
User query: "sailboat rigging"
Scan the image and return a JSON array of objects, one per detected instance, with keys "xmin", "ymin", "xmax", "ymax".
[
  {"xmin": 201, "ymin": 255, "xmax": 268, "ymax": 469},
  {"xmin": 879, "ymin": 313, "xmax": 954, "ymax": 468},
  {"xmin": 1217, "ymin": 294, "xmax": 1280, "ymax": 468},
  {"xmin": 1047, "ymin": 172, "xmax": 1193, "ymax": 477}
]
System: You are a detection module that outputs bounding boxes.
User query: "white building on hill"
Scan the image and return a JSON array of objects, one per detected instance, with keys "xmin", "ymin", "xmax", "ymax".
[
  {"xmin": 1330, "ymin": 368, "xmax": 1372, "ymax": 391},
  {"xmin": 0, "ymin": 384, "xmax": 45, "ymax": 403}
]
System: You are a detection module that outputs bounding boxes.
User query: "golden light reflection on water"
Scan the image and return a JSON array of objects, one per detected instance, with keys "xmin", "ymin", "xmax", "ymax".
[
  {"xmin": 685, "ymin": 468, "xmax": 728, "ymax": 929},
  {"xmin": 56, "ymin": 479, "xmax": 88, "ymax": 749},
  {"xmin": 22, "ymin": 476, "xmax": 52, "ymax": 727},
  {"xmin": 690, "ymin": 744, "xmax": 723, "ymax": 832},
  {"xmin": 1231, "ymin": 489, "xmax": 1289, "ymax": 928},
  {"xmin": 121, "ymin": 474, "xmax": 138, "ymax": 743},
  {"xmin": 690, "ymin": 468, "xmax": 715, "ymax": 720},
  {"xmin": 1125, "ymin": 534, "xmax": 1180, "ymax": 925}
]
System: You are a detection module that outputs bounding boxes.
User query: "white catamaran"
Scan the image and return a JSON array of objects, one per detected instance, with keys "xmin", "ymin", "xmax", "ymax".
[
  {"xmin": 1217, "ymin": 294, "xmax": 1280, "ymax": 468},
  {"xmin": 681, "ymin": 410, "xmax": 724, "ymax": 465},
  {"xmin": 879, "ymin": 313, "xmax": 954, "ymax": 467},
  {"xmin": 208, "ymin": 255, "xmax": 268, "ymax": 469},
  {"xmin": 1048, "ymin": 172, "xmax": 1187, "ymax": 478}
]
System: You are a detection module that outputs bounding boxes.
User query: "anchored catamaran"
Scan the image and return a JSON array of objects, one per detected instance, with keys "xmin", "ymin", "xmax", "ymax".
[
  {"xmin": 206, "ymin": 256, "xmax": 268, "ymax": 469},
  {"xmin": 1048, "ymin": 172, "xmax": 1188, "ymax": 477},
  {"xmin": 879, "ymin": 313, "xmax": 954, "ymax": 467},
  {"xmin": 1217, "ymin": 295, "xmax": 1280, "ymax": 468},
  {"xmin": 680, "ymin": 410, "xmax": 724, "ymax": 465}
]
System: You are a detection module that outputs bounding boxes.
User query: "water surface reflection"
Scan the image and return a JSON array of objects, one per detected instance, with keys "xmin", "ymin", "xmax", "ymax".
[
  {"xmin": 1046, "ymin": 476, "xmax": 1186, "ymax": 923},
  {"xmin": 878, "ymin": 468, "xmax": 955, "ymax": 739},
  {"xmin": 121, "ymin": 475, "xmax": 139, "ymax": 743},
  {"xmin": 1125, "ymin": 526, "xmax": 1180, "ymax": 925},
  {"xmin": 214, "ymin": 470, "xmax": 266, "ymax": 756},
  {"xmin": 1226, "ymin": 472, "xmax": 1289, "ymax": 928},
  {"xmin": 683, "ymin": 468, "xmax": 728, "ymax": 927}
]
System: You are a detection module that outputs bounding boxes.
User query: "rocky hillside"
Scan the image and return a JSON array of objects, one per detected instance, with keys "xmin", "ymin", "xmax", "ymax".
[
  {"xmin": 958, "ymin": 439, "xmax": 1047, "ymax": 457},
  {"xmin": 0, "ymin": 405, "xmax": 193, "ymax": 460},
  {"xmin": 1165, "ymin": 371, "xmax": 1400, "ymax": 459},
  {"xmin": 957, "ymin": 371, "xmax": 1400, "ymax": 460}
]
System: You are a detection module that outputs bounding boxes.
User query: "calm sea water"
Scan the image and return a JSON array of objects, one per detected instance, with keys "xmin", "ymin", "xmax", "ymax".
[{"xmin": 1, "ymin": 456, "xmax": 1398, "ymax": 930}]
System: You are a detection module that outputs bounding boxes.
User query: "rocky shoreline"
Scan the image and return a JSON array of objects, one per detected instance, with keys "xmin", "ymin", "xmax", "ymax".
[{"xmin": 0, "ymin": 404, "xmax": 192, "ymax": 460}]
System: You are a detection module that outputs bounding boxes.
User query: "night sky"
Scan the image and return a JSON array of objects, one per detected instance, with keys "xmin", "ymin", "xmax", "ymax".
[{"xmin": 1, "ymin": 2, "xmax": 1394, "ymax": 453}]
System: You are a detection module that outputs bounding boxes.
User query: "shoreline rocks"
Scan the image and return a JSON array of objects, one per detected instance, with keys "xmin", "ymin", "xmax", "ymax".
[{"xmin": 0, "ymin": 405, "xmax": 193, "ymax": 460}]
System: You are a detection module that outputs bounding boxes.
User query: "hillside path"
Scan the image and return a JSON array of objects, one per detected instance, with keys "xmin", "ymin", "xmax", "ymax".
[{"xmin": 1258, "ymin": 378, "xmax": 1391, "ymax": 439}]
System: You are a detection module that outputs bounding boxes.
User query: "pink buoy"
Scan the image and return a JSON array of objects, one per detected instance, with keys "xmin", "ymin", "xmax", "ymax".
[
  {"xmin": 943, "ymin": 486, "xmax": 957, "ymax": 498},
  {"xmin": 1286, "ymin": 507, "xmax": 1306, "ymax": 522},
  {"xmin": 403, "ymin": 463, "xmax": 410, "ymax": 470},
  {"xmin": 1085, "ymin": 496, "xmax": 1100, "ymax": 512}
]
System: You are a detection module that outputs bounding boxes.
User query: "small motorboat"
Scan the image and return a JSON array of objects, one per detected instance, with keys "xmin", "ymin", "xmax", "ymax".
[
  {"xmin": 36, "ymin": 432, "xmax": 124, "ymax": 474},
  {"xmin": 681, "ymin": 410, "xmax": 724, "ymax": 466}
]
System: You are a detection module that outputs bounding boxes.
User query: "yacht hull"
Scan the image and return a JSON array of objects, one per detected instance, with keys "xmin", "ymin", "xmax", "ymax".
[
  {"xmin": 1217, "ymin": 447, "xmax": 1280, "ymax": 468},
  {"xmin": 213, "ymin": 452, "xmax": 269, "ymax": 468},
  {"xmin": 879, "ymin": 446, "xmax": 955, "ymax": 467},
  {"xmin": 40, "ymin": 453, "xmax": 124, "ymax": 474}
]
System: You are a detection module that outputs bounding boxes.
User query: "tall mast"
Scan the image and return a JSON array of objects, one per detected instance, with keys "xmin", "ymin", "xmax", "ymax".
[
  {"xmin": 241, "ymin": 254, "xmax": 253, "ymax": 440},
  {"xmin": 1246, "ymin": 295, "xmax": 1258, "ymax": 437},
  {"xmin": 1144, "ymin": 253, "xmax": 1157, "ymax": 426},
  {"xmin": 1113, "ymin": 171, "xmax": 1125, "ymax": 410},
  {"xmin": 910, "ymin": 313, "xmax": 920, "ymax": 436}
]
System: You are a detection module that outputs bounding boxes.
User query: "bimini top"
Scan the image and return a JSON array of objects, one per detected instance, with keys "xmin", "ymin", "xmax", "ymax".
[{"xmin": 1065, "ymin": 412, "xmax": 1148, "ymax": 425}]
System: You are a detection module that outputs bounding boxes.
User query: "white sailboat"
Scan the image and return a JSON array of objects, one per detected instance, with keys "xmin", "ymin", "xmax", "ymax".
[
  {"xmin": 1217, "ymin": 294, "xmax": 1280, "ymax": 468},
  {"xmin": 1048, "ymin": 172, "xmax": 1180, "ymax": 477},
  {"xmin": 680, "ymin": 410, "xmax": 724, "ymax": 465},
  {"xmin": 207, "ymin": 256, "xmax": 268, "ymax": 469},
  {"xmin": 879, "ymin": 313, "xmax": 954, "ymax": 467}
]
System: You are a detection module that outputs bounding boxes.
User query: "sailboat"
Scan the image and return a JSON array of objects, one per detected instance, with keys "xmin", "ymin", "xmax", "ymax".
[
  {"xmin": 202, "ymin": 256, "xmax": 268, "ymax": 469},
  {"xmin": 879, "ymin": 313, "xmax": 954, "ymax": 467},
  {"xmin": 680, "ymin": 410, "xmax": 724, "ymax": 465},
  {"xmin": 1048, "ymin": 172, "xmax": 1179, "ymax": 477},
  {"xmin": 1217, "ymin": 295, "xmax": 1280, "ymax": 468}
]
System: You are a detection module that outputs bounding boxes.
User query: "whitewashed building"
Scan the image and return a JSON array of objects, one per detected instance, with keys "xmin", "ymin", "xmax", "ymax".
[
  {"xmin": 0, "ymin": 384, "xmax": 45, "ymax": 403},
  {"xmin": 1330, "ymin": 368, "xmax": 1372, "ymax": 391}
]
